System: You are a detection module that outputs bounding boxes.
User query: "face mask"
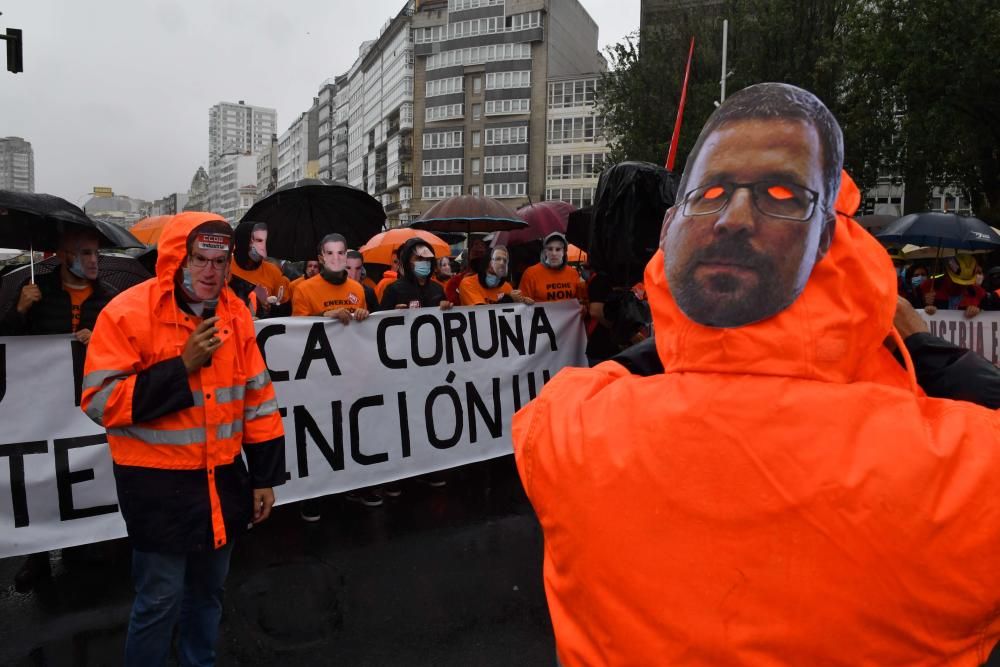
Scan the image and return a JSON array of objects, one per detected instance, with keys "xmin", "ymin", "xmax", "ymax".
[
  {"xmin": 414, "ymin": 260, "xmax": 432, "ymax": 278},
  {"xmin": 68, "ymin": 255, "xmax": 89, "ymax": 280},
  {"xmin": 181, "ymin": 267, "xmax": 199, "ymax": 300},
  {"xmin": 975, "ymin": 274, "xmax": 984, "ymax": 286},
  {"xmin": 248, "ymin": 246, "xmax": 262, "ymax": 263},
  {"xmin": 485, "ymin": 273, "xmax": 501, "ymax": 288},
  {"xmin": 911, "ymin": 275, "xmax": 925, "ymax": 288}
]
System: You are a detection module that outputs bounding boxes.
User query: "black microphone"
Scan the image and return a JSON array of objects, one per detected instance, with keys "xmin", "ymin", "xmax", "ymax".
[{"xmin": 203, "ymin": 299, "xmax": 218, "ymax": 367}]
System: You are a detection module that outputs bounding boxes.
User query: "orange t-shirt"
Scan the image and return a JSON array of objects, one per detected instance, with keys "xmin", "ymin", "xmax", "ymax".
[
  {"xmin": 64, "ymin": 283, "xmax": 93, "ymax": 332},
  {"xmin": 288, "ymin": 275, "xmax": 306, "ymax": 297},
  {"xmin": 458, "ymin": 274, "xmax": 513, "ymax": 305},
  {"xmin": 518, "ymin": 264, "xmax": 583, "ymax": 303},
  {"xmin": 292, "ymin": 276, "xmax": 367, "ymax": 316},
  {"xmin": 230, "ymin": 260, "xmax": 291, "ymax": 303}
]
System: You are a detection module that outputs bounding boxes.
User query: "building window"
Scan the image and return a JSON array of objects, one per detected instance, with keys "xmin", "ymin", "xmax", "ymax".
[
  {"xmin": 545, "ymin": 187, "xmax": 596, "ymax": 208},
  {"xmin": 426, "ymin": 43, "xmax": 532, "ymax": 71},
  {"xmin": 486, "ymin": 71, "xmax": 531, "ymax": 90},
  {"xmin": 473, "ymin": 77, "xmax": 482, "ymax": 94},
  {"xmin": 426, "ymin": 103, "xmax": 465, "ymax": 122},
  {"xmin": 485, "ymin": 99, "xmax": 530, "ymax": 115},
  {"xmin": 484, "ymin": 154, "xmax": 527, "ymax": 173},
  {"xmin": 472, "ymin": 130, "xmax": 481, "ymax": 147},
  {"xmin": 546, "ymin": 152, "xmax": 608, "ymax": 180},
  {"xmin": 546, "ymin": 116, "xmax": 605, "ymax": 144},
  {"xmin": 483, "ymin": 182, "xmax": 527, "ymax": 198},
  {"xmin": 472, "ymin": 103, "xmax": 482, "ymax": 120},
  {"xmin": 485, "ymin": 126, "xmax": 529, "ymax": 145},
  {"xmin": 469, "ymin": 184, "xmax": 481, "ymax": 196},
  {"xmin": 423, "ymin": 130, "xmax": 464, "ymax": 150},
  {"xmin": 422, "ymin": 158, "xmax": 464, "ymax": 176},
  {"xmin": 471, "ymin": 158, "xmax": 481, "ymax": 175},
  {"xmin": 426, "ymin": 76, "xmax": 465, "ymax": 98},
  {"xmin": 422, "ymin": 184, "xmax": 463, "ymax": 200},
  {"xmin": 548, "ymin": 79, "xmax": 599, "ymax": 109}
]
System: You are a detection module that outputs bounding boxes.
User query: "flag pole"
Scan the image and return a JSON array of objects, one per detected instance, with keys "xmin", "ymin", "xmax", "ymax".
[{"xmin": 666, "ymin": 37, "xmax": 695, "ymax": 172}]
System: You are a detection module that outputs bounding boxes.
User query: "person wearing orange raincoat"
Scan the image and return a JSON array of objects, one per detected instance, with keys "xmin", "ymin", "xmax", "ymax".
[
  {"xmin": 513, "ymin": 83, "xmax": 1000, "ymax": 666},
  {"xmin": 81, "ymin": 212, "xmax": 285, "ymax": 666}
]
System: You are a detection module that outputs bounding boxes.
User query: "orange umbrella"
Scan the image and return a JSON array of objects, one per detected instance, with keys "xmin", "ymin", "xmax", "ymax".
[
  {"xmin": 359, "ymin": 228, "xmax": 451, "ymax": 265},
  {"xmin": 568, "ymin": 243, "xmax": 588, "ymax": 264},
  {"xmin": 130, "ymin": 215, "xmax": 174, "ymax": 245}
]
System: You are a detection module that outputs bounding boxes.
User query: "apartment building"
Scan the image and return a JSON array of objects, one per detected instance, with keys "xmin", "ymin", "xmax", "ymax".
[
  {"xmin": 0, "ymin": 137, "xmax": 34, "ymax": 193},
  {"xmin": 208, "ymin": 101, "xmax": 277, "ymax": 214},
  {"xmin": 411, "ymin": 0, "xmax": 605, "ymax": 217}
]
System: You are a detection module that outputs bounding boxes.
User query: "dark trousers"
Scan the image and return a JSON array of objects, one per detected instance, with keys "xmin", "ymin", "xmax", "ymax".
[{"xmin": 124, "ymin": 544, "xmax": 234, "ymax": 667}]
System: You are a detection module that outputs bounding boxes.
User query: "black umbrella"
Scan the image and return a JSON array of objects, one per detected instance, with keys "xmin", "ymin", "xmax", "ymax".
[
  {"xmin": 0, "ymin": 191, "xmax": 137, "ymax": 250},
  {"xmin": 876, "ymin": 212, "xmax": 1000, "ymax": 250},
  {"xmin": 88, "ymin": 217, "xmax": 144, "ymax": 249},
  {"xmin": 240, "ymin": 179, "xmax": 385, "ymax": 261},
  {"xmin": 0, "ymin": 253, "xmax": 152, "ymax": 322}
]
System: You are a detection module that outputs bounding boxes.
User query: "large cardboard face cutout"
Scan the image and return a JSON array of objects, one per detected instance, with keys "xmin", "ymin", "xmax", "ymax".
[{"xmin": 662, "ymin": 83, "xmax": 842, "ymax": 328}]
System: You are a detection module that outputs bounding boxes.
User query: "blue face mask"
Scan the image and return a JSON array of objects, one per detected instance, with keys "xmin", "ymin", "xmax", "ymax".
[
  {"xmin": 485, "ymin": 273, "xmax": 500, "ymax": 288},
  {"xmin": 911, "ymin": 275, "xmax": 926, "ymax": 288},
  {"xmin": 413, "ymin": 260, "xmax": 432, "ymax": 278},
  {"xmin": 68, "ymin": 255, "xmax": 88, "ymax": 280}
]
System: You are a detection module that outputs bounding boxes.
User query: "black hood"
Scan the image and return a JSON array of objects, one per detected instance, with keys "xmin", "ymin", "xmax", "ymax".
[
  {"xmin": 233, "ymin": 220, "xmax": 260, "ymax": 270},
  {"xmin": 398, "ymin": 238, "xmax": 434, "ymax": 284}
]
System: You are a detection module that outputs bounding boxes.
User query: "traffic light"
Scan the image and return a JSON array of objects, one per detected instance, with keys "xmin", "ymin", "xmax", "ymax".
[{"xmin": 6, "ymin": 28, "xmax": 22, "ymax": 73}]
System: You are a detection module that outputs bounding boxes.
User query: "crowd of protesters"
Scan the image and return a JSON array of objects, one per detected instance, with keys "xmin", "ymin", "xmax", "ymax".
[{"xmin": 896, "ymin": 252, "xmax": 1000, "ymax": 317}]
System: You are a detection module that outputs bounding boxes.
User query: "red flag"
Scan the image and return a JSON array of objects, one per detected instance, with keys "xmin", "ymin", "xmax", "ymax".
[{"xmin": 666, "ymin": 37, "xmax": 696, "ymax": 172}]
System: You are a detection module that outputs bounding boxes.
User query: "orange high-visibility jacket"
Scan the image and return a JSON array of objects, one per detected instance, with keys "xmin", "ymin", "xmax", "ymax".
[
  {"xmin": 82, "ymin": 212, "xmax": 285, "ymax": 552},
  {"xmin": 513, "ymin": 176, "xmax": 1000, "ymax": 665}
]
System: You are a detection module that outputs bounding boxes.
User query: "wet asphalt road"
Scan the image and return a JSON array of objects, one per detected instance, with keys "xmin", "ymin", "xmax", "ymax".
[{"xmin": 0, "ymin": 457, "xmax": 556, "ymax": 666}]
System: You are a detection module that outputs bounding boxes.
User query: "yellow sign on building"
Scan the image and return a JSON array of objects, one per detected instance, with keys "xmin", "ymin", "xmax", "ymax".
[{"xmin": 92, "ymin": 187, "xmax": 113, "ymax": 198}]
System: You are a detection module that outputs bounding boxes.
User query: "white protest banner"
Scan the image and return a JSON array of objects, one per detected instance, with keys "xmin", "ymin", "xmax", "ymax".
[
  {"xmin": 919, "ymin": 309, "xmax": 1000, "ymax": 365},
  {"xmin": 0, "ymin": 302, "xmax": 586, "ymax": 558}
]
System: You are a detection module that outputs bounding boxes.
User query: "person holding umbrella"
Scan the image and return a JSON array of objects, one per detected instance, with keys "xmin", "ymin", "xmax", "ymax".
[
  {"xmin": 1, "ymin": 226, "xmax": 116, "ymax": 343},
  {"xmin": 380, "ymin": 238, "xmax": 453, "ymax": 311},
  {"xmin": 459, "ymin": 246, "xmax": 534, "ymax": 306}
]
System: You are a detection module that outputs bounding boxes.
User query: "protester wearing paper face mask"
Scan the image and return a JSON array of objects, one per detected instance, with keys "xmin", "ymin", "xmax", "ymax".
[
  {"xmin": 380, "ymin": 238, "xmax": 453, "ymax": 310},
  {"xmin": 1, "ymin": 226, "xmax": 117, "ymax": 345},
  {"xmin": 459, "ymin": 246, "xmax": 535, "ymax": 306},
  {"xmin": 230, "ymin": 221, "xmax": 291, "ymax": 314},
  {"xmin": 1, "ymin": 225, "xmax": 120, "ymax": 592},
  {"xmin": 292, "ymin": 233, "xmax": 369, "ymax": 323},
  {"xmin": 517, "ymin": 232, "xmax": 587, "ymax": 315}
]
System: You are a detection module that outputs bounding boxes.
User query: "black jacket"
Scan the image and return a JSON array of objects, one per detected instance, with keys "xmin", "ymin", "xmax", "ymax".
[{"xmin": 1, "ymin": 270, "xmax": 117, "ymax": 335}]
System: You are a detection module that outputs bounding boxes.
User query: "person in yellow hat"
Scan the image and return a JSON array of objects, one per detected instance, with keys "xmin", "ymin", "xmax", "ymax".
[{"xmin": 922, "ymin": 253, "xmax": 986, "ymax": 317}]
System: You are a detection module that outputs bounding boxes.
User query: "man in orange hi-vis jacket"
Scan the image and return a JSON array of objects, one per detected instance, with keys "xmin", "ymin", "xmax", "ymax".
[
  {"xmin": 513, "ymin": 83, "xmax": 1000, "ymax": 665},
  {"xmin": 81, "ymin": 212, "xmax": 285, "ymax": 667}
]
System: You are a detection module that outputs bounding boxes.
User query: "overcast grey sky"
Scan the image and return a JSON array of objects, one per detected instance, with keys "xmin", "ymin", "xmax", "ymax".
[{"xmin": 0, "ymin": 0, "xmax": 639, "ymax": 204}]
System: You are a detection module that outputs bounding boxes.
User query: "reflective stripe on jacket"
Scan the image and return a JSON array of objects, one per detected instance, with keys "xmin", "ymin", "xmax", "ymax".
[{"xmin": 82, "ymin": 212, "xmax": 285, "ymax": 551}]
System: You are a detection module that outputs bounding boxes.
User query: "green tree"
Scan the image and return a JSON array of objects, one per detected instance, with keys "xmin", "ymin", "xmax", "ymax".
[{"xmin": 598, "ymin": 0, "xmax": 1000, "ymax": 222}]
